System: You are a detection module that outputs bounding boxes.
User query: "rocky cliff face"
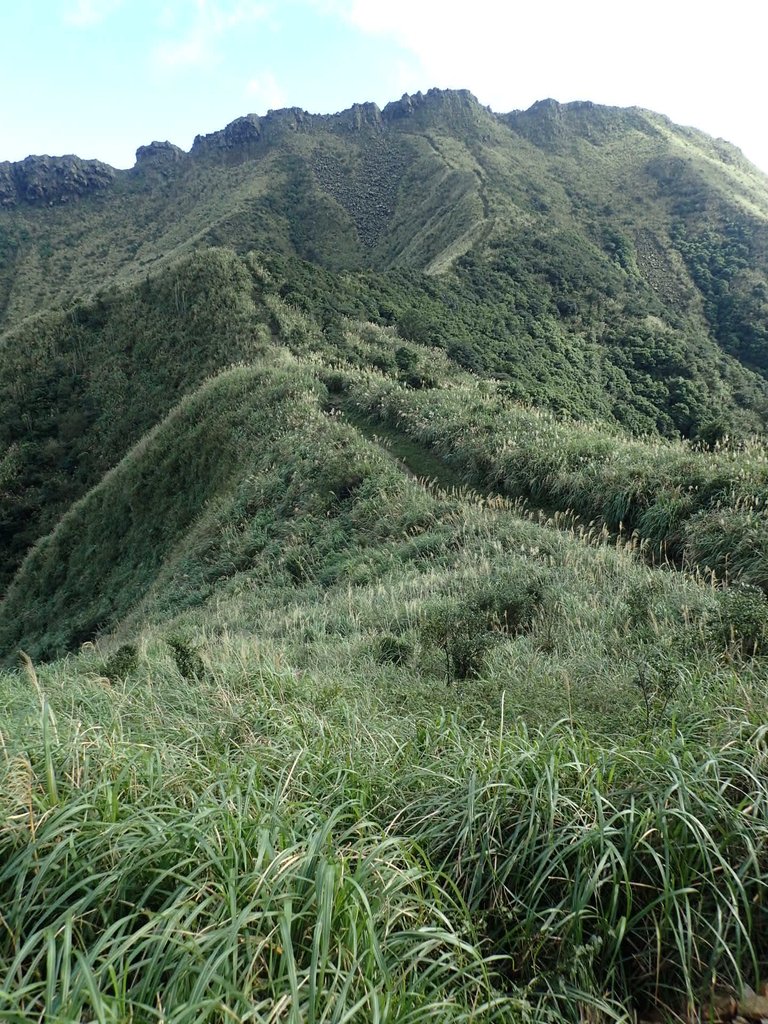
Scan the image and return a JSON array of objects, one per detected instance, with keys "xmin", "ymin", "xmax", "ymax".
[
  {"xmin": 0, "ymin": 91, "xmax": 491, "ymax": 193},
  {"xmin": 382, "ymin": 88, "xmax": 483, "ymax": 123},
  {"xmin": 190, "ymin": 109, "xmax": 313, "ymax": 159},
  {"xmin": 189, "ymin": 90, "xmax": 486, "ymax": 161},
  {"xmin": 0, "ymin": 154, "xmax": 116, "ymax": 207},
  {"xmin": 134, "ymin": 140, "xmax": 186, "ymax": 168}
]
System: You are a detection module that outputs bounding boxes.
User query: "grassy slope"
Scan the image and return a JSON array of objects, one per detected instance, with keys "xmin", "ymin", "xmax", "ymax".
[
  {"xmin": 259, "ymin": 247, "xmax": 768, "ymax": 436},
  {"xmin": 4, "ymin": 95, "xmax": 768, "ymax": 1020},
  {"xmin": 5, "ymin": 237, "xmax": 766, "ymax": 605},
  {"xmin": 4, "ymin": 282, "xmax": 768, "ymax": 660},
  {"xmin": 0, "ymin": 364, "xmax": 291, "ymax": 658},
  {"xmin": 0, "ymin": 248, "xmax": 269, "ymax": 588},
  {"xmin": 3, "ymin": 644, "xmax": 768, "ymax": 1022},
  {"xmin": 1, "ymin": 316, "xmax": 768, "ymax": 1022},
  {"xmin": 2, "ymin": 341, "xmax": 766, "ymax": 708},
  {"xmin": 2, "ymin": 350, "xmax": 768, "ymax": 1019},
  {"xmin": 333, "ymin": 358, "xmax": 768, "ymax": 589}
]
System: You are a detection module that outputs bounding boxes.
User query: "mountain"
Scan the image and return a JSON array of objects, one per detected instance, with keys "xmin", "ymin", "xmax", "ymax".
[
  {"xmin": 3, "ymin": 90, "xmax": 768, "ymax": 420},
  {"xmin": 3, "ymin": 90, "xmax": 768, "ymax": 1021},
  {"xmin": 1, "ymin": 90, "xmax": 768, "ymax": 602}
]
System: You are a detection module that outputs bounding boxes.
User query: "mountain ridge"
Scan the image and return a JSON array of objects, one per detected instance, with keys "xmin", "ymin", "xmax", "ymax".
[
  {"xmin": 4, "ymin": 88, "xmax": 763, "ymax": 204},
  {"xmin": 4, "ymin": 87, "xmax": 768, "ymax": 1024},
  {"xmin": 2, "ymin": 86, "xmax": 768, "ymax": 604},
  {"xmin": 0, "ymin": 88, "xmax": 490, "ymax": 206},
  {"xmin": 1, "ymin": 88, "xmax": 766, "ymax": 350}
]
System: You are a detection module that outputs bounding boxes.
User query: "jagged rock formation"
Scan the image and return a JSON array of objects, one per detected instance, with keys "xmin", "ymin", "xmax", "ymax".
[
  {"xmin": 189, "ymin": 89, "xmax": 483, "ymax": 162},
  {"xmin": 190, "ymin": 108, "xmax": 314, "ymax": 160},
  {"xmin": 134, "ymin": 141, "xmax": 186, "ymax": 172},
  {"xmin": 0, "ymin": 154, "xmax": 115, "ymax": 207},
  {"xmin": 382, "ymin": 88, "xmax": 486, "ymax": 126}
]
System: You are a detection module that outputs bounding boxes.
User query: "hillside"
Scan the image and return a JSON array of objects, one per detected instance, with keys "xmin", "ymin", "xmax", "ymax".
[
  {"xmin": 2, "ymin": 90, "xmax": 768, "ymax": 1022},
  {"xmin": 3, "ymin": 91, "xmax": 768, "ymax": 427}
]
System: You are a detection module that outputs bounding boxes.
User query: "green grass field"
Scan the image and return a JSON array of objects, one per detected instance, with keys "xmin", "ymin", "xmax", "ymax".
[{"xmin": 3, "ymin": 622, "xmax": 768, "ymax": 1021}]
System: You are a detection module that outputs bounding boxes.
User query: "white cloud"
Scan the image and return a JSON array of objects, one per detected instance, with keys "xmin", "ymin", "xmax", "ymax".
[
  {"xmin": 245, "ymin": 70, "xmax": 287, "ymax": 112},
  {"xmin": 323, "ymin": 0, "xmax": 768, "ymax": 165},
  {"xmin": 153, "ymin": 0, "xmax": 270, "ymax": 71},
  {"xmin": 32, "ymin": 0, "xmax": 768, "ymax": 173},
  {"xmin": 154, "ymin": 18, "xmax": 212, "ymax": 70},
  {"xmin": 62, "ymin": 0, "xmax": 122, "ymax": 27}
]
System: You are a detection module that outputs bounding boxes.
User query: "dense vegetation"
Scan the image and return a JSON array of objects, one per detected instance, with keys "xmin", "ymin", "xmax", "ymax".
[
  {"xmin": 2, "ymin": 91, "xmax": 768, "ymax": 1020},
  {"xmin": 0, "ymin": 250, "xmax": 266, "ymax": 587}
]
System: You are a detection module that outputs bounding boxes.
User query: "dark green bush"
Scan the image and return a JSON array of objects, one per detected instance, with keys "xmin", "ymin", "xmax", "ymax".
[
  {"xmin": 709, "ymin": 584, "xmax": 768, "ymax": 657},
  {"xmin": 420, "ymin": 573, "xmax": 547, "ymax": 682},
  {"xmin": 323, "ymin": 371, "xmax": 348, "ymax": 395},
  {"xmin": 474, "ymin": 575, "xmax": 549, "ymax": 634},
  {"xmin": 166, "ymin": 634, "xmax": 205, "ymax": 681},
  {"xmin": 102, "ymin": 643, "xmax": 139, "ymax": 680},
  {"xmin": 395, "ymin": 346, "xmax": 418, "ymax": 373},
  {"xmin": 374, "ymin": 634, "xmax": 414, "ymax": 666},
  {"xmin": 421, "ymin": 599, "xmax": 493, "ymax": 681}
]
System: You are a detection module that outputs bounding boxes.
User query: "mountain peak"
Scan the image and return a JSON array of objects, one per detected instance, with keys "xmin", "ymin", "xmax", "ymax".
[
  {"xmin": 504, "ymin": 97, "xmax": 659, "ymax": 148},
  {"xmin": 134, "ymin": 140, "xmax": 186, "ymax": 170},
  {"xmin": 0, "ymin": 153, "xmax": 115, "ymax": 207}
]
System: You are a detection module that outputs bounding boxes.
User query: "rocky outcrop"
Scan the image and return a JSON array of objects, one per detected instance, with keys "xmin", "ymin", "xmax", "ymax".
[
  {"xmin": 0, "ymin": 154, "xmax": 116, "ymax": 207},
  {"xmin": 382, "ymin": 88, "xmax": 481, "ymax": 123},
  {"xmin": 191, "ymin": 113, "xmax": 264, "ymax": 157},
  {"xmin": 330, "ymin": 102, "xmax": 384, "ymax": 133},
  {"xmin": 191, "ymin": 108, "xmax": 314, "ymax": 160},
  {"xmin": 382, "ymin": 89, "xmax": 488, "ymax": 136},
  {"xmin": 0, "ymin": 164, "xmax": 15, "ymax": 207},
  {"xmin": 190, "ymin": 91, "xmax": 485, "ymax": 163},
  {"xmin": 134, "ymin": 140, "xmax": 185, "ymax": 170}
]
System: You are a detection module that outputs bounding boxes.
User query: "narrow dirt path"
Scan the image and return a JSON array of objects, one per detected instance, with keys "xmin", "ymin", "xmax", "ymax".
[
  {"xmin": 339, "ymin": 407, "xmax": 467, "ymax": 492},
  {"xmin": 333, "ymin": 405, "xmax": 679, "ymax": 569},
  {"xmin": 333, "ymin": 405, "xmax": 584, "ymax": 532}
]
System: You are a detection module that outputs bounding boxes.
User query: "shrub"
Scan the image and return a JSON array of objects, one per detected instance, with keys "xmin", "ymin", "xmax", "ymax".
[
  {"xmin": 420, "ymin": 574, "xmax": 547, "ymax": 682},
  {"xmin": 323, "ymin": 371, "xmax": 347, "ymax": 395},
  {"xmin": 421, "ymin": 599, "xmax": 494, "ymax": 681},
  {"xmin": 395, "ymin": 346, "xmax": 418, "ymax": 372},
  {"xmin": 102, "ymin": 643, "xmax": 139, "ymax": 681},
  {"xmin": 709, "ymin": 584, "xmax": 768, "ymax": 657},
  {"xmin": 421, "ymin": 577, "xmax": 548, "ymax": 679},
  {"xmin": 474, "ymin": 574, "xmax": 549, "ymax": 634},
  {"xmin": 166, "ymin": 634, "xmax": 205, "ymax": 681},
  {"xmin": 374, "ymin": 633, "xmax": 414, "ymax": 666},
  {"xmin": 632, "ymin": 658, "xmax": 681, "ymax": 731}
]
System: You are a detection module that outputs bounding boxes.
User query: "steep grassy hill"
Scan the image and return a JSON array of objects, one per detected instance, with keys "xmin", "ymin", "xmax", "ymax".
[
  {"xmin": 0, "ymin": 249, "xmax": 269, "ymax": 587},
  {"xmin": 3, "ymin": 90, "xmax": 768, "ymax": 1022},
  {"xmin": 3, "ymin": 242, "xmax": 768, "ymax": 601},
  {"xmin": 3, "ymin": 344, "xmax": 768, "ymax": 1021}
]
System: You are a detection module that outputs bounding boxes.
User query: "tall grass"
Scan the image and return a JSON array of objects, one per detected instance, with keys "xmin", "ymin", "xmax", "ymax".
[
  {"xmin": 334, "ymin": 367, "xmax": 768, "ymax": 589},
  {"xmin": 2, "ymin": 649, "xmax": 768, "ymax": 1021},
  {"xmin": 0, "ymin": 666, "xmax": 517, "ymax": 1023},
  {"xmin": 395, "ymin": 715, "xmax": 768, "ymax": 1013}
]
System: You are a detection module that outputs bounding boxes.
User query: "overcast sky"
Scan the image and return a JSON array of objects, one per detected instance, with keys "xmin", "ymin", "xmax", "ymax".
[{"xmin": 2, "ymin": 0, "xmax": 767, "ymax": 172}]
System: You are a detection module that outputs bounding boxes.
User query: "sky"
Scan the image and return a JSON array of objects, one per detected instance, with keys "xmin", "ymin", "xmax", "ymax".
[{"xmin": 1, "ymin": 0, "xmax": 767, "ymax": 172}]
